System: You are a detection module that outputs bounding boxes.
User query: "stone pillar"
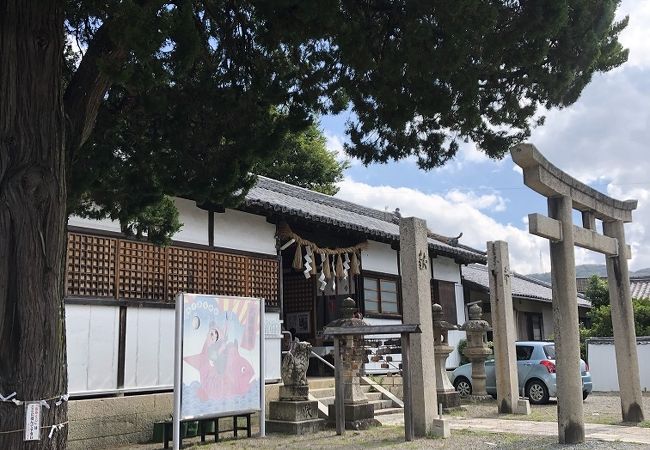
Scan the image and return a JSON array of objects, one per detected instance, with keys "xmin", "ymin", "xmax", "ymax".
[
  {"xmin": 399, "ymin": 217, "xmax": 449, "ymax": 438},
  {"xmin": 327, "ymin": 298, "xmax": 379, "ymax": 430},
  {"xmin": 460, "ymin": 304, "xmax": 492, "ymax": 399},
  {"xmin": 432, "ymin": 304, "xmax": 460, "ymax": 410},
  {"xmin": 548, "ymin": 196, "xmax": 584, "ymax": 444},
  {"xmin": 603, "ymin": 220, "xmax": 645, "ymax": 423},
  {"xmin": 487, "ymin": 241, "xmax": 530, "ymax": 415}
]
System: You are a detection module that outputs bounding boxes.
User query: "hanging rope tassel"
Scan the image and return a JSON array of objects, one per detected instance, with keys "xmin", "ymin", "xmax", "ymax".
[
  {"xmin": 335, "ymin": 254, "xmax": 344, "ymax": 278},
  {"xmin": 292, "ymin": 243, "xmax": 303, "ymax": 271},
  {"xmin": 322, "ymin": 253, "xmax": 332, "ymax": 280},
  {"xmin": 351, "ymin": 251, "xmax": 361, "ymax": 276}
]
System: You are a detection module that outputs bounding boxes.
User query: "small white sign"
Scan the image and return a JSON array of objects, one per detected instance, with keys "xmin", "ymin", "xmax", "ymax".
[{"xmin": 24, "ymin": 401, "xmax": 41, "ymax": 441}]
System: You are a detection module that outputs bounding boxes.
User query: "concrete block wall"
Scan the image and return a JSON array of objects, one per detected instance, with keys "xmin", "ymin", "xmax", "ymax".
[
  {"xmin": 68, "ymin": 384, "xmax": 282, "ymax": 449},
  {"xmin": 68, "ymin": 393, "xmax": 172, "ymax": 449}
]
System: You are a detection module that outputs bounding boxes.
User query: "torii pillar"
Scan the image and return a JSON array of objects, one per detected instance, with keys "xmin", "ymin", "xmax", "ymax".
[{"xmin": 512, "ymin": 144, "xmax": 644, "ymax": 444}]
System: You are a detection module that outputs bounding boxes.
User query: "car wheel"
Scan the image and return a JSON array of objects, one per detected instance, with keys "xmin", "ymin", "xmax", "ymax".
[
  {"xmin": 526, "ymin": 379, "xmax": 550, "ymax": 405},
  {"xmin": 583, "ymin": 392, "xmax": 589, "ymax": 401},
  {"xmin": 454, "ymin": 377, "xmax": 472, "ymax": 397}
]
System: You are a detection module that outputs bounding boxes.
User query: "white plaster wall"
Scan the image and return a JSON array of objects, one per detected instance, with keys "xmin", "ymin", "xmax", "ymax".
[
  {"xmin": 213, "ymin": 209, "xmax": 276, "ymax": 255},
  {"xmin": 587, "ymin": 340, "xmax": 650, "ymax": 391},
  {"xmin": 68, "ymin": 215, "xmax": 121, "ymax": 233},
  {"xmin": 362, "ymin": 240, "xmax": 399, "ymax": 275},
  {"xmin": 431, "ymin": 256, "xmax": 461, "ymax": 283},
  {"xmin": 124, "ymin": 308, "xmax": 175, "ymax": 390},
  {"xmin": 172, "ymin": 197, "xmax": 209, "ymax": 245},
  {"xmin": 66, "ymin": 304, "xmax": 120, "ymax": 394}
]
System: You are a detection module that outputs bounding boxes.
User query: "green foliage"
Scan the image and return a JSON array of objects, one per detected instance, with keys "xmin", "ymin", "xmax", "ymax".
[
  {"xmin": 253, "ymin": 123, "xmax": 349, "ymax": 195},
  {"xmin": 585, "ymin": 274, "xmax": 610, "ymax": 308},
  {"xmin": 456, "ymin": 338, "xmax": 493, "ymax": 365},
  {"xmin": 457, "ymin": 339, "xmax": 469, "ymax": 365},
  {"xmin": 581, "ymin": 298, "xmax": 650, "ymax": 360},
  {"xmin": 121, "ymin": 196, "xmax": 183, "ymax": 246},
  {"xmin": 64, "ymin": 1, "xmax": 629, "ymax": 244}
]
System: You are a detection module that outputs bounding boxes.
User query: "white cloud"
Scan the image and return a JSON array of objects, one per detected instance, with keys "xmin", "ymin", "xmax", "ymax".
[
  {"xmin": 445, "ymin": 189, "xmax": 507, "ymax": 212},
  {"xmin": 517, "ymin": 0, "xmax": 650, "ymax": 271},
  {"xmin": 617, "ymin": 0, "xmax": 650, "ymax": 68},
  {"xmin": 335, "ymin": 178, "xmax": 601, "ymax": 274},
  {"xmin": 324, "ymin": 131, "xmax": 359, "ymax": 166}
]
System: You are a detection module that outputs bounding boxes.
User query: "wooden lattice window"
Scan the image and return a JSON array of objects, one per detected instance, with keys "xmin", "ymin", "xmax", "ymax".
[
  {"xmin": 283, "ymin": 272, "xmax": 314, "ymax": 313},
  {"xmin": 211, "ymin": 251, "xmax": 247, "ymax": 298},
  {"xmin": 66, "ymin": 233, "xmax": 117, "ymax": 298},
  {"xmin": 118, "ymin": 240, "xmax": 166, "ymax": 301},
  {"xmin": 167, "ymin": 247, "xmax": 211, "ymax": 300},
  {"xmin": 249, "ymin": 257, "xmax": 279, "ymax": 307}
]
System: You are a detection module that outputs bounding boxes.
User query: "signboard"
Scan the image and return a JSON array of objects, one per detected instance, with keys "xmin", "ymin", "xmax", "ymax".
[
  {"xmin": 24, "ymin": 402, "xmax": 41, "ymax": 441},
  {"xmin": 173, "ymin": 294, "xmax": 265, "ymax": 449}
]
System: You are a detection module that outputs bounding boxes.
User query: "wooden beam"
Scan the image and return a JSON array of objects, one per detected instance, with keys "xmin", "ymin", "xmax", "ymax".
[{"xmin": 528, "ymin": 213, "xmax": 631, "ymax": 258}]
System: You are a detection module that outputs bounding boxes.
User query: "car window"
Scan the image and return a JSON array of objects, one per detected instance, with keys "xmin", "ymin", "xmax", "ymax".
[
  {"xmin": 543, "ymin": 344, "xmax": 556, "ymax": 359},
  {"xmin": 516, "ymin": 345, "xmax": 534, "ymax": 361}
]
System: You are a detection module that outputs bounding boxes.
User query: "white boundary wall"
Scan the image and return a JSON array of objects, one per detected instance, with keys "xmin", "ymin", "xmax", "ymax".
[{"xmin": 587, "ymin": 337, "xmax": 650, "ymax": 392}]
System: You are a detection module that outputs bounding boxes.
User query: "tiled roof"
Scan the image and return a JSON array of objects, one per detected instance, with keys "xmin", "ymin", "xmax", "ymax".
[
  {"xmin": 243, "ymin": 176, "xmax": 487, "ymax": 264},
  {"xmin": 631, "ymin": 277, "xmax": 650, "ymax": 299},
  {"xmin": 462, "ymin": 264, "xmax": 592, "ymax": 308}
]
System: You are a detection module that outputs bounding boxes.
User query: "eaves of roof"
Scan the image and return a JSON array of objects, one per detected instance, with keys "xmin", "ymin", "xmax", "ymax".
[{"xmin": 242, "ymin": 176, "xmax": 487, "ymax": 264}]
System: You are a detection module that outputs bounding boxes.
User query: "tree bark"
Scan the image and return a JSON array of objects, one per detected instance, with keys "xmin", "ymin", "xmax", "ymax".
[{"xmin": 0, "ymin": 1, "xmax": 68, "ymax": 448}]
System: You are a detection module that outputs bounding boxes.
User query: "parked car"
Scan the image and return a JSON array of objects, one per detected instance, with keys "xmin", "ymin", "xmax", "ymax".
[{"xmin": 448, "ymin": 341, "xmax": 592, "ymax": 404}]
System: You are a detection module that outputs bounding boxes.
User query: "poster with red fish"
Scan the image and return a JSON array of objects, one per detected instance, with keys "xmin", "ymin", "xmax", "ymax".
[{"xmin": 179, "ymin": 294, "xmax": 262, "ymax": 419}]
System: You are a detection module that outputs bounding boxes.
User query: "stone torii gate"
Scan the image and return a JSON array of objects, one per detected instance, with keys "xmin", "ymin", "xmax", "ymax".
[{"xmin": 511, "ymin": 144, "xmax": 644, "ymax": 444}]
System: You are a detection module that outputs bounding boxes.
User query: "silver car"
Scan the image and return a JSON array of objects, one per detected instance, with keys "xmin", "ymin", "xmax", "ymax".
[{"xmin": 449, "ymin": 341, "xmax": 593, "ymax": 404}]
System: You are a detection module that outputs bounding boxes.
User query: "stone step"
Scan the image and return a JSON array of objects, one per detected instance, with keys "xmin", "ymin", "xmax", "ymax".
[
  {"xmin": 316, "ymin": 396, "xmax": 335, "ymax": 406},
  {"xmin": 365, "ymin": 392, "xmax": 383, "ymax": 401},
  {"xmin": 307, "ymin": 378, "xmax": 335, "ymax": 390},
  {"xmin": 373, "ymin": 407, "xmax": 404, "ymax": 416},
  {"xmin": 369, "ymin": 399, "xmax": 394, "ymax": 410},
  {"xmin": 309, "ymin": 387, "xmax": 335, "ymax": 399}
]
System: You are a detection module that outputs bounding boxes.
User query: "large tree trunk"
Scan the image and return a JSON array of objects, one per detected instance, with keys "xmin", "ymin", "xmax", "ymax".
[{"xmin": 0, "ymin": 1, "xmax": 68, "ymax": 449}]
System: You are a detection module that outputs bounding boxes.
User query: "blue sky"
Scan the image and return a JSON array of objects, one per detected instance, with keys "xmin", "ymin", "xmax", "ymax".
[{"xmin": 322, "ymin": 0, "xmax": 650, "ymax": 274}]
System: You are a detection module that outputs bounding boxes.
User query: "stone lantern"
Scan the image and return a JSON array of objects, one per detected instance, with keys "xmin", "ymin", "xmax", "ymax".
[
  {"xmin": 460, "ymin": 303, "xmax": 492, "ymax": 398},
  {"xmin": 325, "ymin": 297, "xmax": 379, "ymax": 429},
  {"xmin": 432, "ymin": 303, "xmax": 460, "ymax": 409}
]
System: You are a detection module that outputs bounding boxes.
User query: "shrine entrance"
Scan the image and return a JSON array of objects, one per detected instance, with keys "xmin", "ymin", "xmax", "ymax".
[
  {"xmin": 512, "ymin": 144, "xmax": 645, "ymax": 444},
  {"xmin": 278, "ymin": 222, "xmax": 365, "ymax": 350}
]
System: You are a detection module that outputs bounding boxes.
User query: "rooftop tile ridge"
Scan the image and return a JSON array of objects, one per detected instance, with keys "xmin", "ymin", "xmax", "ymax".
[{"xmin": 252, "ymin": 175, "xmax": 400, "ymax": 223}]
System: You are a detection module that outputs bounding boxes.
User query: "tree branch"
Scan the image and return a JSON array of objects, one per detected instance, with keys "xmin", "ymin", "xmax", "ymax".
[{"xmin": 63, "ymin": 23, "xmax": 127, "ymax": 161}]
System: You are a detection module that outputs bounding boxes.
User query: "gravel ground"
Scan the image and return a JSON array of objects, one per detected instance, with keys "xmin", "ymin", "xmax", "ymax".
[
  {"xmin": 452, "ymin": 392, "xmax": 650, "ymax": 426},
  {"xmin": 114, "ymin": 393, "xmax": 649, "ymax": 449},
  {"xmin": 116, "ymin": 426, "xmax": 644, "ymax": 450}
]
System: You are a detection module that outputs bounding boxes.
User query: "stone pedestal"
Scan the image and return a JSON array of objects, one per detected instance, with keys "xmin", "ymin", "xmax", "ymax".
[
  {"xmin": 266, "ymin": 340, "xmax": 325, "ymax": 434},
  {"xmin": 460, "ymin": 304, "xmax": 492, "ymax": 399},
  {"xmin": 432, "ymin": 303, "xmax": 460, "ymax": 410},
  {"xmin": 267, "ymin": 400, "xmax": 324, "ymax": 434},
  {"xmin": 327, "ymin": 402, "xmax": 379, "ymax": 430}
]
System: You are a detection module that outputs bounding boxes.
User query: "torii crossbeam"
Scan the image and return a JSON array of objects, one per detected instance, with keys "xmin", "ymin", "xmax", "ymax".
[{"xmin": 512, "ymin": 144, "xmax": 644, "ymax": 444}]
